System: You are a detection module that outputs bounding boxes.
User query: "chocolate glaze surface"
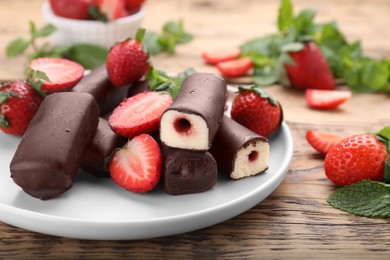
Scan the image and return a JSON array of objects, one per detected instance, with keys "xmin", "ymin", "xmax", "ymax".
[
  {"xmin": 162, "ymin": 73, "xmax": 227, "ymax": 149},
  {"xmin": 210, "ymin": 116, "xmax": 269, "ymax": 177},
  {"xmin": 72, "ymin": 64, "xmax": 129, "ymax": 115},
  {"xmin": 127, "ymin": 80, "xmax": 149, "ymax": 97},
  {"xmin": 10, "ymin": 92, "xmax": 100, "ymax": 200},
  {"xmin": 81, "ymin": 118, "xmax": 126, "ymax": 177},
  {"xmin": 162, "ymin": 146, "xmax": 218, "ymax": 195}
]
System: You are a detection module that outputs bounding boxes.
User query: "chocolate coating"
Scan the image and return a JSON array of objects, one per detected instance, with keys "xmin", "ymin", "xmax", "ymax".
[
  {"xmin": 72, "ymin": 64, "xmax": 129, "ymax": 115},
  {"xmin": 81, "ymin": 118, "xmax": 126, "ymax": 177},
  {"xmin": 210, "ymin": 116, "xmax": 269, "ymax": 177},
  {"xmin": 10, "ymin": 92, "xmax": 100, "ymax": 200},
  {"xmin": 127, "ymin": 80, "xmax": 149, "ymax": 97},
  {"xmin": 162, "ymin": 146, "xmax": 218, "ymax": 195},
  {"xmin": 161, "ymin": 73, "xmax": 227, "ymax": 149}
]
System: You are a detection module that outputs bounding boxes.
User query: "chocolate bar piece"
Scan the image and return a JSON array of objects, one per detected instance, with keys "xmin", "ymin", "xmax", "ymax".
[
  {"xmin": 10, "ymin": 92, "xmax": 100, "ymax": 200},
  {"xmin": 127, "ymin": 80, "xmax": 149, "ymax": 97},
  {"xmin": 72, "ymin": 64, "xmax": 129, "ymax": 115},
  {"xmin": 81, "ymin": 118, "xmax": 126, "ymax": 177},
  {"xmin": 160, "ymin": 73, "xmax": 227, "ymax": 151},
  {"xmin": 162, "ymin": 146, "xmax": 218, "ymax": 195},
  {"xmin": 210, "ymin": 116, "xmax": 270, "ymax": 179}
]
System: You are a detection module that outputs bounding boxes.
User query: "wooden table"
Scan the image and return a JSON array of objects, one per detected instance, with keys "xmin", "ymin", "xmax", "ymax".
[{"xmin": 1, "ymin": 0, "xmax": 390, "ymax": 258}]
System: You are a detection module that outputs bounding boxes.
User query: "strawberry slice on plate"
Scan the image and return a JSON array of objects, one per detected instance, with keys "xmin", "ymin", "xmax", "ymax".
[
  {"xmin": 306, "ymin": 130, "xmax": 347, "ymax": 155},
  {"xmin": 29, "ymin": 58, "xmax": 84, "ymax": 94},
  {"xmin": 305, "ymin": 89, "xmax": 351, "ymax": 109},
  {"xmin": 202, "ymin": 48, "xmax": 241, "ymax": 65},
  {"xmin": 109, "ymin": 134, "xmax": 162, "ymax": 193},
  {"xmin": 109, "ymin": 91, "xmax": 173, "ymax": 138},
  {"xmin": 216, "ymin": 57, "xmax": 253, "ymax": 78}
]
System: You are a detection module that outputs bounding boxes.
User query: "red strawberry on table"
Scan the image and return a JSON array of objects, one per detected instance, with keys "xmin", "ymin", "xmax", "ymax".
[
  {"xmin": 306, "ymin": 130, "xmax": 347, "ymax": 155},
  {"xmin": 124, "ymin": 0, "xmax": 145, "ymax": 14},
  {"xmin": 284, "ymin": 41, "xmax": 336, "ymax": 90},
  {"xmin": 109, "ymin": 133, "xmax": 162, "ymax": 193},
  {"xmin": 109, "ymin": 91, "xmax": 173, "ymax": 138},
  {"xmin": 231, "ymin": 86, "xmax": 283, "ymax": 138},
  {"xmin": 97, "ymin": 0, "xmax": 126, "ymax": 20},
  {"xmin": 305, "ymin": 89, "xmax": 351, "ymax": 110},
  {"xmin": 216, "ymin": 57, "xmax": 253, "ymax": 78},
  {"xmin": 49, "ymin": 0, "xmax": 95, "ymax": 20},
  {"xmin": 106, "ymin": 28, "xmax": 149, "ymax": 87},
  {"xmin": 324, "ymin": 134, "xmax": 387, "ymax": 186},
  {"xmin": 202, "ymin": 48, "xmax": 241, "ymax": 65},
  {"xmin": 0, "ymin": 81, "xmax": 43, "ymax": 136},
  {"xmin": 29, "ymin": 58, "xmax": 84, "ymax": 94}
]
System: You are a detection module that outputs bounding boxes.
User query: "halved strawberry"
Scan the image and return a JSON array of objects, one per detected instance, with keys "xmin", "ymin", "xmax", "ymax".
[
  {"xmin": 98, "ymin": 0, "xmax": 126, "ymax": 20},
  {"xmin": 109, "ymin": 91, "xmax": 173, "ymax": 137},
  {"xmin": 202, "ymin": 48, "xmax": 241, "ymax": 65},
  {"xmin": 109, "ymin": 134, "xmax": 162, "ymax": 193},
  {"xmin": 305, "ymin": 89, "xmax": 351, "ymax": 109},
  {"xmin": 216, "ymin": 57, "xmax": 253, "ymax": 78},
  {"xmin": 306, "ymin": 130, "xmax": 347, "ymax": 155},
  {"xmin": 124, "ymin": 0, "xmax": 145, "ymax": 14},
  {"xmin": 29, "ymin": 58, "xmax": 84, "ymax": 94}
]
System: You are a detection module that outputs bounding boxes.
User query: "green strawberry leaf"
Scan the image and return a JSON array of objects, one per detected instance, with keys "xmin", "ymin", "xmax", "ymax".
[
  {"xmin": 5, "ymin": 38, "xmax": 30, "ymax": 57},
  {"xmin": 26, "ymin": 68, "xmax": 50, "ymax": 95},
  {"xmin": 327, "ymin": 180, "xmax": 390, "ymax": 218},
  {"xmin": 385, "ymin": 159, "xmax": 390, "ymax": 184},
  {"xmin": 0, "ymin": 114, "xmax": 10, "ymax": 128},
  {"xmin": 277, "ymin": 0, "xmax": 293, "ymax": 33},
  {"xmin": 66, "ymin": 44, "xmax": 108, "ymax": 70},
  {"xmin": 0, "ymin": 90, "xmax": 20, "ymax": 104}
]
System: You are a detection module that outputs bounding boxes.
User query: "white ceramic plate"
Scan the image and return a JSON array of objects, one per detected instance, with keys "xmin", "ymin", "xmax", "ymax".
[{"xmin": 0, "ymin": 88, "xmax": 293, "ymax": 240}]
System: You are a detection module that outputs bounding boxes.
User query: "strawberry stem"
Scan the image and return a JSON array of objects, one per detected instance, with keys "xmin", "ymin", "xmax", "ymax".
[{"xmin": 135, "ymin": 28, "xmax": 146, "ymax": 43}]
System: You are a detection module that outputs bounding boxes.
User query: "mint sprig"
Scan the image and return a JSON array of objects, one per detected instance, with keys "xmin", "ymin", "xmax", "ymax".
[
  {"xmin": 327, "ymin": 180, "xmax": 390, "ymax": 218},
  {"xmin": 143, "ymin": 19, "xmax": 193, "ymax": 56}
]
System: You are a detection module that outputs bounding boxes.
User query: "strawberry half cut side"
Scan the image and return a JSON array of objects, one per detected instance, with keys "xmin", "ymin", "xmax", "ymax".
[
  {"xmin": 109, "ymin": 134, "xmax": 162, "ymax": 193},
  {"xmin": 305, "ymin": 89, "xmax": 351, "ymax": 110},
  {"xmin": 109, "ymin": 91, "xmax": 173, "ymax": 138},
  {"xmin": 306, "ymin": 130, "xmax": 347, "ymax": 155},
  {"xmin": 29, "ymin": 58, "xmax": 84, "ymax": 94},
  {"xmin": 216, "ymin": 57, "xmax": 253, "ymax": 78},
  {"xmin": 202, "ymin": 48, "xmax": 241, "ymax": 65}
]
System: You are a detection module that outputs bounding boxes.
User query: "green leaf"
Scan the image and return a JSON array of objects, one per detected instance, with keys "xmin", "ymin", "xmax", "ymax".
[
  {"xmin": 5, "ymin": 38, "xmax": 30, "ymax": 57},
  {"xmin": 377, "ymin": 126, "xmax": 390, "ymax": 141},
  {"xmin": 385, "ymin": 159, "xmax": 390, "ymax": 184},
  {"xmin": 277, "ymin": 0, "xmax": 293, "ymax": 33},
  {"xmin": 0, "ymin": 114, "xmax": 10, "ymax": 128},
  {"xmin": 281, "ymin": 42, "xmax": 304, "ymax": 52},
  {"xmin": 327, "ymin": 180, "xmax": 390, "ymax": 218},
  {"xmin": 253, "ymin": 65, "xmax": 279, "ymax": 86},
  {"xmin": 293, "ymin": 9, "xmax": 316, "ymax": 37},
  {"xmin": 29, "ymin": 21, "xmax": 37, "ymax": 36},
  {"xmin": 360, "ymin": 59, "xmax": 389, "ymax": 92},
  {"xmin": 143, "ymin": 31, "xmax": 163, "ymax": 55},
  {"xmin": 33, "ymin": 24, "xmax": 57, "ymax": 38},
  {"xmin": 0, "ymin": 90, "xmax": 20, "ymax": 104},
  {"xmin": 66, "ymin": 44, "xmax": 108, "ymax": 70}
]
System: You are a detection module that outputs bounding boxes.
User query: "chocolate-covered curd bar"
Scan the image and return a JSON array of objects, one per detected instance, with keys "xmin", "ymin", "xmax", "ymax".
[
  {"xmin": 10, "ymin": 92, "xmax": 99, "ymax": 200},
  {"xmin": 210, "ymin": 116, "xmax": 270, "ymax": 179},
  {"xmin": 160, "ymin": 73, "xmax": 227, "ymax": 151}
]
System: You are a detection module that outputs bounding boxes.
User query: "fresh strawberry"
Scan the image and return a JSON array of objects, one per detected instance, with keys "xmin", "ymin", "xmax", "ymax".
[
  {"xmin": 29, "ymin": 58, "xmax": 84, "ymax": 94},
  {"xmin": 306, "ymin": 130, "xmax": 347, "ymax": 155},
  {"xmin": 109, "ymin": 134, "xmax": 161, "ymax": 193},
  {"xmin": 109, "ymin": 91, "xmax": 172, "ymax": 137},
  {"xmin": 216, "ymin": 57, "xmax": 253, "ymax": 78},
  {"xmin": 324, "ymin": 134, "xmax": 387, "ymax": 186},
  {"xmin": 284, "ymin": 42, "xmax": 336, "ymax": 90},
  {"xmin": 98, "ymin": 0, "xmax": 126, "ymax": 20},
  {"xmin": 0, "ymin": 81, "xmax": 43, "ymax": 136},
  {"xmin": 106, "ymin": 29, "xmax": 149, "ymax": 87},
  {"xmin": 49, "ymin": 0, "xmax": 95, "ymax": 20},
  {"xmin": 124, "ymin": 0, "xmax": 145, "ymax": 13},
  {"xmin": 306, "ymin": 89, "xmax": 351, "ymax": 109},
  {"xmin": 202, "ymin": 48, "xmax": 241, "ymax": 65},
  {"xmin": 230, "ymin": 86, "xmax": 283, "ymax": 138}
]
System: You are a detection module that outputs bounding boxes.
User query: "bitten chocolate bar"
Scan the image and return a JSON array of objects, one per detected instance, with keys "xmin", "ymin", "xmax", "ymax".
[
  {"xmin": 81, "ymin": 118, "xmax": 126, "ymax": 177},
  {"xmin": 161, "ymin": 146, "xmax": 218, "ymax": 195},
  {"xmin": 210, "ymin": 116, "xmax": 270, "ymax": 179},
  {"xmin": 72, "ymin": 64, "xmax": 129, "ymax": 115},
  {"xmin": 160, "ymin": 73, "xmax": 227, "ymax": 151},
  {"xmin": 10, "ymin": 92, "xmax": 99, "ymax": 200}
]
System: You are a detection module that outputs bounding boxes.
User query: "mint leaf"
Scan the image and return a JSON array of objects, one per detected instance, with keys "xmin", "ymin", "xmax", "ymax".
[
  {"xmin": 281, "ymin": 42, "xmax": 304, "ymax": 52},
  {"xmin": 66, "ymin": 44, "xmax": 108, "ymax": 70},
  {"xmin": 33, "ymin": 24, "xmax": 57, "ymax": 38},
  {"xmin": 327, "ymin": 180, "xmax": 390, "ymax": 218},
  {"xmin": 293, "ymin": 9, "xmax": 316, "ymax": 37},
  {"xmin": 277, "ymin": 0, "xmax": 293, "ymax": 33},
  {"xmin": 377, "ymin": 126, "xmax": 390, "ymax": 141},
  {"xmin": 253, "ymin": 65, "xmax": 279, "ymax": 86},
  {"xmin": 143, "ymin": 31, "xmax": 163, "ymax": 55},
  {"xmin": 5, "ymin": 38, "xmax": 30, "ymax": 57}
]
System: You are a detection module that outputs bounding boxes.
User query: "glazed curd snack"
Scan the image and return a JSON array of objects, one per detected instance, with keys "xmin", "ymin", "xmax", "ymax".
[
  {"xmin": 10, "ymin": 92, "xmax": 100, "ymax": 200},
  {"xmin": 210, "ymin": 116, "xmax": 270, "ymax": 180},
  {"xmin": 161, "ymin": 146, "xmax": 218, "ymax": 195},
  {"xmin": 160, "ymin": 73, "xmax": 227, "ymax": 151}
]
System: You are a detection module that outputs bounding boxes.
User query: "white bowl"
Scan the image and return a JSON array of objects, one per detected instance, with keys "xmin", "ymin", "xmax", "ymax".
[{"xmin": 42, "ymin": 2, "xmax": 145, "ymax": 48}]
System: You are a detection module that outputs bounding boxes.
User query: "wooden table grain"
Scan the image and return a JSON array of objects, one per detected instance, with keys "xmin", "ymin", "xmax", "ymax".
[{"xmin": 1, "ymin": 0, "xmax": 390, "ymax": 259}]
